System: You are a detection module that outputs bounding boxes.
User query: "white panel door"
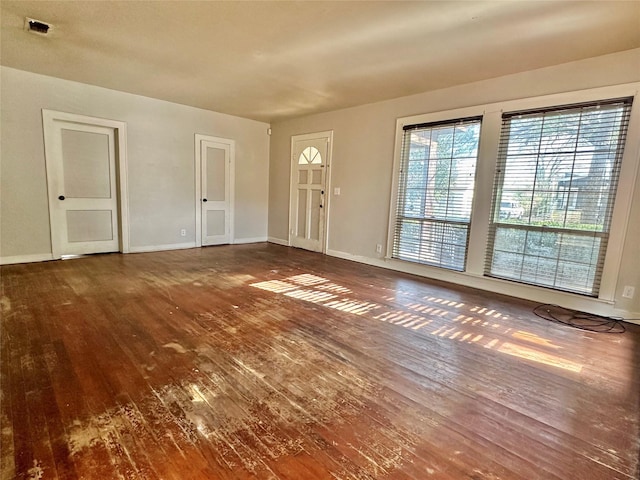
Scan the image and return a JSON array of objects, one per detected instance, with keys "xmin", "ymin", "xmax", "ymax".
[
  {"xmin": 290, "ymin": 133, "xmax": 330, "ymax": 252},
  {"xmin": 44, "ymin": 119, "xmax": 120, "ymax": 257},
  {"xmin": 201, "ymin": 140, "xmax": 232, "ymax": 245}
]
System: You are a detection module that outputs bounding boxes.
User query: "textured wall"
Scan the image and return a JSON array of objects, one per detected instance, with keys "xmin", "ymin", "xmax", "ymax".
[
  {"xmin": 269, "ymin": 49, "xmax": 640, "ymax": 317},
  {"xmin": 0, "ymin": 67, "xmax": 270, "ymax": 257}
]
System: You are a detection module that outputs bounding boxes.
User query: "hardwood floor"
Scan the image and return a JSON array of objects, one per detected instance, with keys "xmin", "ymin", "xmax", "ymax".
[{"xmin": 1, "ymin": 243, "xmax": 639, "ymax": 480}]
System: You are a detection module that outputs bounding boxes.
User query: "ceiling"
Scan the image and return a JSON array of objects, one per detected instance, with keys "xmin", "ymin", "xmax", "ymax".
[{"xmin": 2, "ymin": 1, "xmax": 639, "ymax": 123}]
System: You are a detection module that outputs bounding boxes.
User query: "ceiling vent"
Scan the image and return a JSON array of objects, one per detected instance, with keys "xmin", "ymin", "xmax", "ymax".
[{"xmin": 25, "ymin": 17, "xmax": 52, "ymax": 36}]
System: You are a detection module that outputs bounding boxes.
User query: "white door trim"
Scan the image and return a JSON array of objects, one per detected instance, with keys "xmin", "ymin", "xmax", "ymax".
[
  {"xmin": 288, "ymin": 130, "xmax": 333, "ymax": 253},
  {"xmin": 42, "ymin": 109, "xmax": 130, "ymax": 259},
  {"xmin": 194, "ymin": 134, "xmax": 235, "ymax": 247}
]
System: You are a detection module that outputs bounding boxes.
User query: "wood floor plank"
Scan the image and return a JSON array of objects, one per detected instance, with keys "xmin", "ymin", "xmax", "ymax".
[{"xmin": 1, "ymin": 243, "xmax": 639, "ymax": 479}]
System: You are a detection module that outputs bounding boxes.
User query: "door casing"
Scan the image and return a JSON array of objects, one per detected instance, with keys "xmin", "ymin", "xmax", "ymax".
[
  {"xmin": 42, "ymin": 110, "xmax": 130, "ymax": 259},
  {"xmin": 194, "ymin": 134, "xmax": 235, "ymax": 246},
  {"xmin": 288, "ymin": 131, "xmax": 333, "ymax": 253}
]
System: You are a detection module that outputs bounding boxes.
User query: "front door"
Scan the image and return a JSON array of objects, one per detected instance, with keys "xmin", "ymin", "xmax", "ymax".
[
  {"xmin": 290, "ymin": 132, "xmax": 331, "ymax": 252},
  {"xmin": 197, "ymin": 136, "xmax": 234, "ymax": 246},
  {"xmin": 43, "ymin": 113, "xmax": 122, "ymax": 258}
]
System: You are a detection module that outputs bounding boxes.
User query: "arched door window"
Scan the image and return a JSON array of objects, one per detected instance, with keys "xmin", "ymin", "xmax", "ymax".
[{"xmin": 298, "ymin": 146, "xmax": 322, "ymax": 164}]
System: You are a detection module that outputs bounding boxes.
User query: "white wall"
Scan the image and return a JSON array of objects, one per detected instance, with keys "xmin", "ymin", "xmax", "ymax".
[
  {"xmin": 0, "ymin": 66, "xmax": 270, "ymax": 260},
  {"xmin": 269, "ymin": 49, "xmax": 640, "ymax": 319}
]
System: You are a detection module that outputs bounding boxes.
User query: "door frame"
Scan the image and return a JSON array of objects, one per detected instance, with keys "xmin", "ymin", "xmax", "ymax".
[
  {"xmin": 42, "ymin": 109, "xmax": 130, "ymax": 259},
  {"xmin": 288, "ymin": 130, "xmax": 333, "ymax": 253},
  {"xmin": 194, "ymin": 134, "xmax": 235, "ymax": 247}
]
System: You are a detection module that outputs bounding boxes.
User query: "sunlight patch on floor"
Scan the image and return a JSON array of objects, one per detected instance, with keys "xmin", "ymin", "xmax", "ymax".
[
  {"xmin": 250, "ymin": 274, "xmax": 583, "ymax": 374},
  {"xmin": 498, "ymin": 342, "xmax": 582, "ymax": 373}
]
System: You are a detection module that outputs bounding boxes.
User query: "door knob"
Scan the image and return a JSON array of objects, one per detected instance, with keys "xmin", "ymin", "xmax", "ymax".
[
  {"xmin": 202, "ymin": 198, "xmax": 208, "ymax": 202},
  {"xmin": 58, "ymin": 195, "xmax": 65, "ymax": 200}
]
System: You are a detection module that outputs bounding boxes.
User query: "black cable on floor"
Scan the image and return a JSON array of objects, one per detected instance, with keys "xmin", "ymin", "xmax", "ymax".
[{"xmin": 533, "ymin": 303, "xmax": 627, "ymax": 333}]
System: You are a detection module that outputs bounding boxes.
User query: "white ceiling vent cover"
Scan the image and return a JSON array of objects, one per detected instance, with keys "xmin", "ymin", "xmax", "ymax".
[{"xmin": 25, "ymin": 17, "xmax": 52, "ymax": 36}]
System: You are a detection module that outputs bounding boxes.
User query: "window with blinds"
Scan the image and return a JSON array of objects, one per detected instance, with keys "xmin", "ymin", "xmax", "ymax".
[
  {"xmin": 392, "ymin": 117, "xmax": 481, "ymax": 271},
  {"xmin": 486, "ymin": 98, "xmax": 633, "ymax": 296}
]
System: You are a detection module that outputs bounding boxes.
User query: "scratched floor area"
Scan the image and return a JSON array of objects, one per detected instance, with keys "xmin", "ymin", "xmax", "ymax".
[{"xmin": 1, "ymin": 243, "xmax": 639, "ymax": 479}]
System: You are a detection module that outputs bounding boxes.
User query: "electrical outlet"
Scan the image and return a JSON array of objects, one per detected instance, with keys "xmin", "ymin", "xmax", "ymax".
[
  {"xmin": 622, "ymin": 285, "xmax": 635, "ymax": 299},
  {"xmin": 180, "ymin": 229, "xmax": 186, "ymax": 237},
  {"xmin": 376, "ymin": 244, "xmax": 382, "ymax": 254}
]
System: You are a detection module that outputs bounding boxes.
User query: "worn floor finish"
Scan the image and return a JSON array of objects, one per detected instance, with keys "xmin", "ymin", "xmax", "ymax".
[{"xmin": 1, "ymin": 244, "xmax": 639, "ymax": 480}]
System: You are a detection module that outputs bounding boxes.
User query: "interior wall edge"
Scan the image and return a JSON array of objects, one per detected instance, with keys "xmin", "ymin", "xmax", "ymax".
[
  {"xmin": 128, "ymin": 242, "xmax": 197, "ymax": 254},
  {"xmin": 267, "ymin": 237, "xmax": 290, "ymax": 246},
  {"xmin": 0, "ymin": 253, "xmax": 55, "ymax": 266}
]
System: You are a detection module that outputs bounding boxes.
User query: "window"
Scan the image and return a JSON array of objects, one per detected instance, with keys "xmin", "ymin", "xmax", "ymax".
[
  {"xmin": 299, "ymin": 146, "xmax": 321, "ymax": 164},
  {"xmin": 392, "ymin": 117, "xmax": 481, "ymax": 271},
  {"xmin": 486, "ymin": 98, "xmax": 633, "ymax": 296}
]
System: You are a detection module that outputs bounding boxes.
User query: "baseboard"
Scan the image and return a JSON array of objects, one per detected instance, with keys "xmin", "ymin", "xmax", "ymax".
[
  {"xmin": 129, "ymin": 242, "xmax": 196, "ymax": 253},
  {"xmin": 326, "ymin": 248, "xmax": 640, "ymax": 324},
  {"xmin": 233, "ymin": 236, "xmax": 268, "ymax": 245},
  {"xmin": 326, "ymin": 249, "xmax": 386, "ymax": 268},
  {"xmin": 0, "ymin": 253, "xmax": 55, "ymax": 265},
  {"xmin": 613, "ymin": 307, "xmax": 640, "ymax": 325},
  {"xmin": 614, "ymin": 313, "xmax": 640, "ymax": 325},
  {"xmin": 267, "ymin": 237, "xmax": 290, "ymax": 246}
]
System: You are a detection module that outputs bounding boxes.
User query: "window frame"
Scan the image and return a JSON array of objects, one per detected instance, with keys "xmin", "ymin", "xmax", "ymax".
[
  {"xmin": 385, "ymin": 109, "xmax": 483, "ymax": 272},
  {"xmin": 485, "ymin": 98, "xmax": 633, "ymax": 297},
  {"xmin": 391, "ymin": 115, "xmax": 483, "ymax": 271},
  {"xmin": 387, "ymin": 83, "xmax": 640, "ymax": 311}
]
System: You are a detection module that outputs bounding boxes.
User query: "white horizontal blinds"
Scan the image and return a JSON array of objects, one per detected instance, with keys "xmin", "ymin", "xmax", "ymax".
[
  {"xmin": 486, "ymin": 98, "xmax": 633, "ymax": 296},
  {"xmin": 393, "ymin": 117, "xmax": 482, "ymax": 271}
]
